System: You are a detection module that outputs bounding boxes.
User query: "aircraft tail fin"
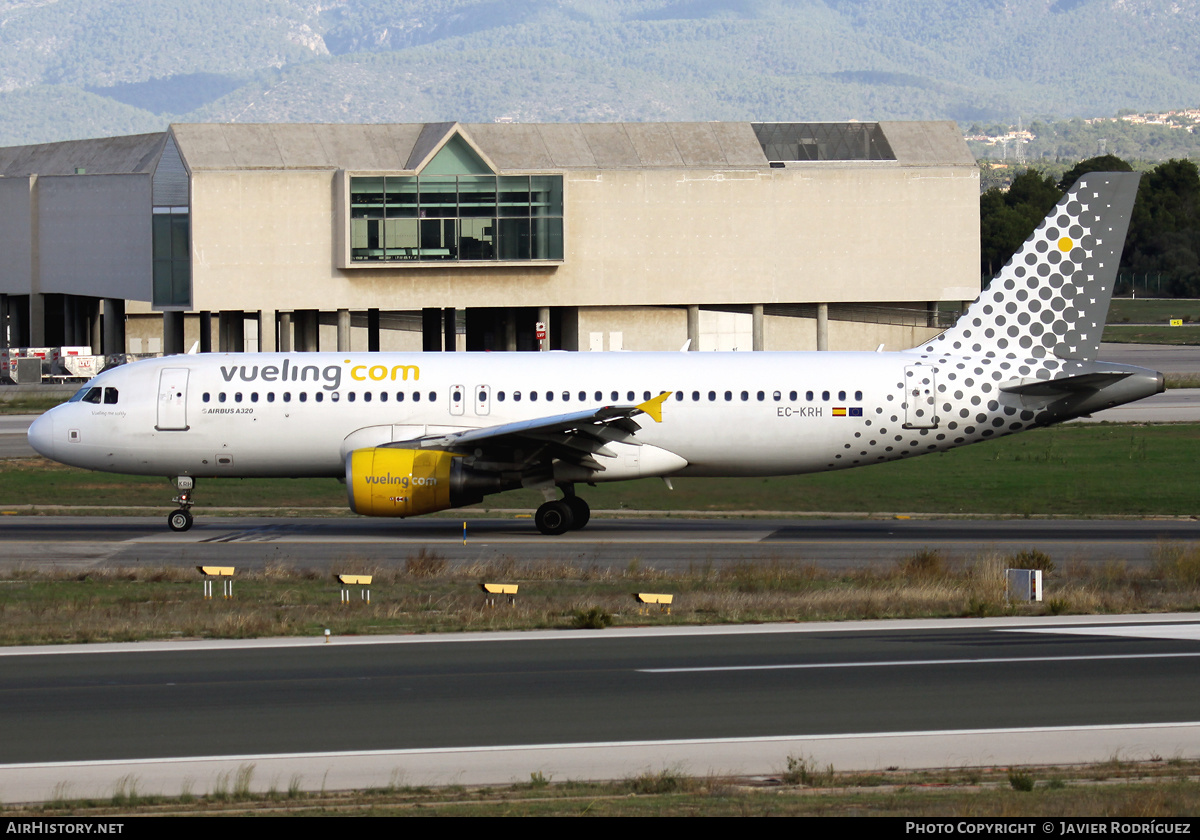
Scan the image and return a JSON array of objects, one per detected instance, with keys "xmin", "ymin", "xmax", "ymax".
[{"xmin": 919, "ymin": 171, "xmax": 1140, "ymax": 362}]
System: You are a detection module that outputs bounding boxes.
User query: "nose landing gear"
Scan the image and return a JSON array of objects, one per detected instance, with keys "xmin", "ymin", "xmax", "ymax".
[{"xmin": 168, "ymin": 476, "xmax": 195, "ymax": 532}]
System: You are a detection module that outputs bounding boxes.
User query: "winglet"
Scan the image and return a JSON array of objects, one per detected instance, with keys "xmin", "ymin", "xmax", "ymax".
[{"xmin": 635, "ymin": 391, "xmax": 671, "ymax": 423}]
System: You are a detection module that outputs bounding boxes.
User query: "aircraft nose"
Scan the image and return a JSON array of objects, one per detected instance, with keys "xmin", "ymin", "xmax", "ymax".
[{"xmin": 27, "ymin": 412, "xmax": 56, "ymax": 459}]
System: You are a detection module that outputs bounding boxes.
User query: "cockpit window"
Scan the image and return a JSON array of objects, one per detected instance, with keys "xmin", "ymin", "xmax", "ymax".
[
  {"xmin": 103, "ymin": 388, "xmax": 118, "ymax": 405},
  {"xmin": 77, "ymin": 387, "xmax": 102, "ymax": 404}
]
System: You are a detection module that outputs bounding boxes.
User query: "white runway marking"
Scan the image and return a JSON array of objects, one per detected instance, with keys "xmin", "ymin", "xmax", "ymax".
[
  {"xmin": 639, "ymin": 651, "xmax": 1200, "ymax": 674},
  {"xmin": 1005, "ymin": 623, "xmax": 1200, "ymax": 642}
]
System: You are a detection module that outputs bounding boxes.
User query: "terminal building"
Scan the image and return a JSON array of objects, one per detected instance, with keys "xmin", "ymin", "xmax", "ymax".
[{"xmin": 0, "ymin": 120, "xmax": 979, "ymax": 359}]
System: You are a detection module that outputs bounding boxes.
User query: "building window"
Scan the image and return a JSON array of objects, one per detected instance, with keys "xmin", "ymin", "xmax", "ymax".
[
  {"xmin": 349, "ymin": 174, "xmax": 563, "ymax": 263},
  {"xmin": 152, "ymin": 209, "xmax": 190, "ymax": 307}
]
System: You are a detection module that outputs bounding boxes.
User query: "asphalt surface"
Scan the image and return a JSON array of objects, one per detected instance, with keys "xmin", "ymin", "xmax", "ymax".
[
  {"xmin": 2, "ymin": 515, "xmax": 1200, "ymax": 570},
  {"xmin": 2, "ymin": 621, "xmax": 1199, "ymax": 764},
  {"xmin": 2, "ymin": 618, "xmax": 1199, "ymax": 802}
]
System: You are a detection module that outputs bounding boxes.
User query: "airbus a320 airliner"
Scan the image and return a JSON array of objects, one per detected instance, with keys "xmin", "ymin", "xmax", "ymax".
[{"xmin": 28, "ymin": 172, "xmax": 1161, "ymax": 535}]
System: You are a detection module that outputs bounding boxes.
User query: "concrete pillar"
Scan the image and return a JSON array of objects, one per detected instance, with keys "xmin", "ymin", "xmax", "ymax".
[
  {"xmin": 219, "ymin": 311, "xmax": 247, "ymax": 352},
  {"xmin": 927, "ymin": 301, "xmax": 939, "ymax": 329},
  {"xmin": 504, "ymin": 310, "xmax": 517, "ymax": 352},
  {"xmin": 256, "ymin": 310, "xmax": 273, "ymax": 353},
  {"xmin": 295, "ymin": 310, "xmax": 319, "ymax": 352},
  {"xmin": 751, "ymin": 304, "xmax": 764, "ymax": 351},
  {"xmin": 89, "ymin": 299, "xmax": 102, "ymax": 354},
  {"xmin": 0, "ymin": 294, "xmax": 8, "ymax": 357},
  {"xmin": 816, "ymin": 303, "xmax": 829, "ymax": 351},
  {"xmin": 337, "ymin": 308, "xmax": 351, "ymax": 352},
  {"xmin": 367, "ymin": 309, "xmax": 380, "ymax": 352},
  {"xmin": 29, "ymin": 294, "xmax": 44, "ymax": 347},
  {"xmin": 443, "ymin": 307, "xmax": 455, "ymax": 352},
  {"xmin": 62, "ymin": 295, "xmax": 77, "ymax": 346},
  {"xmin": 538, "ymin": 306, "xmax": 550, "ymax": 351},
  {"xmin": 422, "ymin": 308, "xmax": 441, "ymax": 351},
  {"xmin": 686, "ymin": 305, "xmax": 700, "ymax": 351},
  {"xmin": 278, "ymin": 312, "xmax": 292, "ymax": 352},
  {"xmin": 103, "ymin": 299, "xmax": 125, "ymax": 356},
  {"xmin": 163, "ymin": 311, "xmax": 185, "ymax": 355},
  {"xmin": 198, "ymin": 311, "xmax": 212, "ymax": 353}
]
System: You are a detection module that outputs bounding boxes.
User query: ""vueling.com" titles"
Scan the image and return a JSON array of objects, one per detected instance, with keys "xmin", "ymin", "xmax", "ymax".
[{"xmin": 218, "ymin": 359, "xmax": 421, "ymax": 392}]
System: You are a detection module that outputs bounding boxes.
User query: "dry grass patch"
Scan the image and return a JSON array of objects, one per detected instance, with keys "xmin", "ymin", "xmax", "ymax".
[{"xmin": 2, "ymin": 547, "xmax": 1200, "ymax": 645}]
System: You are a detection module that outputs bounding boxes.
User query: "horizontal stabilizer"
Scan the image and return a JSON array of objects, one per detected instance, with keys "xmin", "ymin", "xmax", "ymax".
[{"xmin": 999, "ymin": 371, "xmax": 1132, "ymax": 397}]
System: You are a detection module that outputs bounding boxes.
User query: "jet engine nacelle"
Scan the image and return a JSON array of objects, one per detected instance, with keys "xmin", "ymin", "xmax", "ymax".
[{"xmin": 345, "ymin": 447, "xmax": 517, "ymax": 517}]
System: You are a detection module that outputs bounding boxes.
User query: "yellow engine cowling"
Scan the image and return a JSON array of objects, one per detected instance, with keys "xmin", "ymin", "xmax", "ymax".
[{"xmin": 346, "ymin": 448, "xmax": 457, "ymax": 517}]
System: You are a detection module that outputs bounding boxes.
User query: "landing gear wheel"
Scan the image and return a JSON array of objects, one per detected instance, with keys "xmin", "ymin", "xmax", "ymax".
[
  {"xmin": 535, "ymin": 500, "xmax": 575, "ymax": 536},
  {"xmin": 168, "ymin": 509, "xmax": 193, "ymax": 532},
  {"xmin": 564, "ymin": 496, "xmax": 590, "ymax": 530}
]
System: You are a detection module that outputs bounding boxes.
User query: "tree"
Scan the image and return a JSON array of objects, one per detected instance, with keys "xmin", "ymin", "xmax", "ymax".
[
  {"xmin": 1057, "ymin": 154, "xmax": 1133, "ymax": 191},
  {"xmin": 979, "ymin": 169, "xmax": 1062, "ymax": 280}
]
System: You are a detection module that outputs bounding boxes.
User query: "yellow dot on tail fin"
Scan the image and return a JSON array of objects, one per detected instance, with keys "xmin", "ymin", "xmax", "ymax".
[
  {"xmin": 635, "ymin": 391, "xmax": 672, "ymax": 423},
  {"xmin": 1058, "ymin": 237, "xmax": 1073, "ymax": 252}
]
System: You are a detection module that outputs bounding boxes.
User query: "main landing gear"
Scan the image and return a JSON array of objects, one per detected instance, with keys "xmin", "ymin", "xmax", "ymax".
[
  {"xmin": 168, "ymin": 476, "xmax": 195, "ymax": 532},
  {"xmin": 534, "ymin": 487, "xmax": 590, "ymax": 536}
]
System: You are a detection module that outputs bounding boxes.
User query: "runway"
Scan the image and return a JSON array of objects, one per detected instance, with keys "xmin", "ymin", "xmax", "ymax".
[
  {"xmin": 2, "ymin": 515, "xmax": 1200, "ymax": 571},
  {"xmin": 1, "ymin": 616, "xmax": 1199, "ymax": 803}
]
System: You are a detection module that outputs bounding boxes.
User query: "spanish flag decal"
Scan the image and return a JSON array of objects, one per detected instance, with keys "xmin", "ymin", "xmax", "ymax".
[{"xmin": 832, "ymin": 407, "xmax": 847, "ymax": 417}]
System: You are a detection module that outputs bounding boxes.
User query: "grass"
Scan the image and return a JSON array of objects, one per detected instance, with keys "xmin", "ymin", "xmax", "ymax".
[
  {"xmin": 2, "ymin": 546, "xmax": 1200, "ymax": 645},
  {"xmin": 5, "ymin": 423, "xmax": 1200, "ymax": 517},
  {"xmin": 0, "ymin": 395, "xmax": 69, "ymax": 415},
  {"xmin": 1103, "ymin": 325, "xmax": 1200, "ymax": 345},
  {"xmin": 10, "ymin": 759, "xmax": 1200, "ymax": 816},
  {"xmin": 1108, "ymin": 298, "xmax": 1200, "ymax": 324}
]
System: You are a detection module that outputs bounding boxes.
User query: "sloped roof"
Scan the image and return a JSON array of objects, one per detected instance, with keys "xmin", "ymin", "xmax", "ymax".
[
  {"xmin": 0, "ymin": 122, "xmax": 974, "ymax": 176},
  {"xmin": 0, "ymin": 133, "xmax": 165, "ymax": 177},
  {"xmin": 173, "ymin": 121, "xmax": 972, "ymax": 172}
]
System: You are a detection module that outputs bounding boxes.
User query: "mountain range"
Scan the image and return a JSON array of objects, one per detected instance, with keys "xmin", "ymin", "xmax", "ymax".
[{"xmin": 0, "ymin": 0, "xmax": 1198, "ymax": 147}]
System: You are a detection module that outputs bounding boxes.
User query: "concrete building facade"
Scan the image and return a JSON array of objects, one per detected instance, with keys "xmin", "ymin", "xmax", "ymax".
[{"xmin": 0, "ymin": 120, "xmax": 979, "ymax": 358}]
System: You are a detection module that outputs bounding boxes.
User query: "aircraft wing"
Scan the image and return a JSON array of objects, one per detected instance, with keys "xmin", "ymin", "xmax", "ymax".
[{"xmin": 385, "ymin": 392, "xmax": 671, "ymax": 474}]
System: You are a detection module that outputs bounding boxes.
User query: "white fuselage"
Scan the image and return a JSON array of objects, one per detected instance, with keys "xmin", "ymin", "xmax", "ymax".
[{"xmin": 27, "ymin": 348, "xmax": 1161, "ymax": 484}]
